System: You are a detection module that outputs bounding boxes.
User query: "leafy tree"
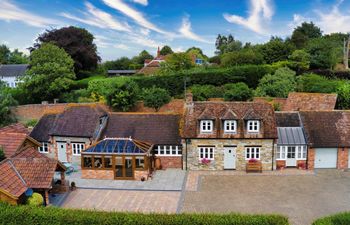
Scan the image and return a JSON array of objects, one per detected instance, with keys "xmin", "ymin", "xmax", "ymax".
[
  {"xmin": 296, "ymin": 73, "xmax": 341, "ymax": 93},
  {"xmin": 0, "ymin": 146, "xmax": 5, "ymax": 162},
  {"xmin": 103, "ymin": 57, "xmax": 133, "ymax": 70},
  {"xmin": 33, "ymin": 26, "xmax": 100, "ymax": 73},
  {"xmin": 0, "ymin": 81, "xmax": 17, "ymax": 127},
  {"xmin": 215, "ymin": 34, "xmax": 242, "ymax": 54},
  {"xmin": 143, "ymin": 86, "xmax": 171, "ymax": 111},
  {"xmin": 133, "ymin": 50, "xmax": 153, "ymax": 65},
  {"xmin": 105, "ymin": 78, "xmax": 140, "ymax": 111},
  {"xmin": 208, "ymin": 55, "xmax": 221, "ymax": 64},
  {"xmin": 291, "ymin": 22, "xmax": 322, "ymax": 48},
  {"xmin": 223, "ymin": 82, "xmax": 253, "ymax": 101},
  {"xmin": 221, "ymin": 49, "xmax": 264, "ymax": 67},
  {"xmin": 255, "ymin": 67, "xmax": 296, "ymax": 98},
  {"xmin": 159, "ymin": 45, "xmax": 173, "ymax": 55},
  {"xmin": 258, "ymin": 37, "xmax": 295, "ymax": 64},
  {"xmin": 288, "ymin": 50, "xmax": 311, "ymax": 72},
  {"xmin": 191, "ymin": 84, "xmax": 219, "ymax": 101},
  {"xmin": 306, "ymin": 37, "xmax": 340, "ymax": 69},
  {"xmin": 20, "ymin": 43, "xmax": 76, "ymax": 103},
  {"xmin": 336, "ymin": 82, "xmax": 350, "ymax": 109},
  {"xmin": 160, "ymin": 52, "xmax": 194, "ymax": 72},
  {"xmin": 0, "ymin": 44, "xmax": 10, "ymax": 64},
  {"xmin": 8, "ymin": 49, "xmax": 29, "ymax": 64},
  {"xmin": 186, "ymin": 47, "xmax": 208, "ymax": 60}
]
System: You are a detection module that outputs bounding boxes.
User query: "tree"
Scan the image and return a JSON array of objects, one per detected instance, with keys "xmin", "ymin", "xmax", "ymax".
[
  {"xmin": 215, "ymin": 34, "xmax": 242, "ymax": 54},
  {"xmin": 255, "ymin": 67, "xmax": 296, "ymax": 98},
  {"xmin": 160, "ymin": 45, "xmax": 173, "ymax": 55},
  {"xmin": 0, "ymin": 146, "xmax": 5, "ymax": 162},
  {"xmin": 105, "ymin": 78, "xmax": 140, "ymax": 111},
  {"xmin": 296, "ymin": 73, "xmax": 341, "ymax": 93},
  {"xmin": 221, "ymin": 49, "xmax": 264, "ymax": 67},
  {"xmin": 258, "ymin": 37, "xmax": 295, "ymax": 64},
  {"xmin": 288, "ymin": 50, "xmax": 311, "ymax": 72},
  {"xmin": 33, "ymin": 26, "xmax": 100, "ymax": 73},
  {"xmin": 143, "ymin": 87, "xmax": 171, "ymax": 111},
  {"xmin": 0, "ymin": 44, "xmax": 10, "ymax": 64},
  {"xmin": 336, "ymin": 82, "xmax": 350, "ymax": 109},
  {"xmin": 223, "ymin": 82, "xmax": 253, "ymax": 101},
  {"xmin": 0, "ymin": 81, "xmax": 17, "ymax": 127},
  {"xmin": 191, "ymin": 84, "xmax": 219, "ymax": 101},
  {"xmin": 8, "ymin": 49, "xmax": 29, "ymax": 64},
  {"xmin": 291, "ymin": 22, "xmax": 322, "ymax": 48},
  {"xmin": 20, "ymin": 43, "xmax": 76, "ymax": 103},
  {"xmin": 160, "ymin": 52, "xmax": 194, "ymax": 71},
  {"xmin": 306, "ymin": 37, "xmax": 340, "ymax": 69},
  {"xmin": 132, "ymin": 50, "xmax": 153, "ymax": 65},
  {"xmin": 103, "ymin": 57, "xmax": 133, "ymax": 70}
]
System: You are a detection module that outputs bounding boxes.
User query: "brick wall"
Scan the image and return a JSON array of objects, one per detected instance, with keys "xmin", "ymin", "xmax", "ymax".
[
  {"xmin": 307, "ymin": 148, "xmax": 315, "ymax": 170},
  {"xmin": 134, "ymin": 170, "xmax": 149, "ymax": 181},
  {"xmin": 337, "ymin": 147, "xmax": 348, "ymax": 169},
  {"xmin": 81, "ymin": 169, "xmax": 114, "ymax": 179},
  {"xmin": 158, "ymin": 156, "xmax": 182, "ymax": 169}
]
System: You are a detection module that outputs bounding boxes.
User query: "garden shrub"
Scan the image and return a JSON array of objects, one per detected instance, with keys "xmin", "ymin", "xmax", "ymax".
[
  {"xmin": 190, "ymin": 84, "xmax": 221, "ymax": 101},
  {"xmin": 223, "ymin": 82, "xmax": 253, "ymax": 101},
  {"xmin": 313, "ymin": 212, "xmax": 350, "ymax": 225},
  {"xmin": 296, "ymin": 73, "xmax": 342, "ymax": 93},
  {"xmin": 26, "ymin": 193, "xmax": 44, "ymax": 207},
  {"xmin": 0, "ymin": 203, "xmax": 289, "ymax": 225},
  {"xmin": 142, "ymin": 87, "xmax": 171, "ymax": 111}
]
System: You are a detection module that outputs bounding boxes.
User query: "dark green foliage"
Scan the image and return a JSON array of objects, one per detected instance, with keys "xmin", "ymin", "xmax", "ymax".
[
  {"xmin": 0, "ymin": 203, "xmax": 289, "ymax": 225},
  {"xmin": 313, "ymin": 212, "xmax": 350, "ymax": 225},
  {"xmin": 191, "ymin": 84, "xmax": 220, "ymax": 101},
  {"xmin": 336, "ymin": 82, "xmax": 350, "ymax": 109},
  {"xmin": 258, "ymin": 37, "xmax": 295, "ymax": 64},
  {"xmin": 291, "ymin": 22, "xmax": 322, "ymax": 48},
  {"xmin": 33, "ymin": 26, "xmax": 100, "ymax": 73},
  {"xmin": 223, "ymin": 82, "xmax": 253, "ymax": 101},
  {"xmin": 25, "ymin": 119, "xmax": 38, "ymax": 128},
  {"xmin": 297, "ymin": 74, "xmax": 341, "ymax": 93},
  {"xmin": 142, "ymin": 87, "xmax": 171, "ymax": 111},
  {"xmin": 306, "ymin": 38, "xmax": 341, "ymax": 69},
  {"xmin": 60, "ymin": 89, "xmax": 92, "ymax": 103},
  {"xmin": 0, "ymin": 44, "xmax": 28, "ymax": 64},
  {"xmin": 215, "ymin": 34, "xmax": 242, "ymax": 55},
  {"xmin": 103, "ymin": 57, "xmax": 133, "ymax": 70},
  {"xmin": 0, "ymin": 44, "xmax": 10, "ymax": 64},
  {"xmin": 0, "ymin": 81, "xmax": 18, "ymax": 127},
  {"xmin": 209, "ymin": 55, "xmax": 221, "ymax": 64},
  {"xmin": 0, "ymin": 146, "xmax": 5, "ymax": 162},
  {"xmin": 221, "ymin": 49, "xmax": 264, "ymax": 67},
  {"xmin": 159, "ymin": 45, "xmax": 173, "ymax": 55},
  {"xmin": 133, "ymin": 50, "xmax": 153, "ymax": 65}
]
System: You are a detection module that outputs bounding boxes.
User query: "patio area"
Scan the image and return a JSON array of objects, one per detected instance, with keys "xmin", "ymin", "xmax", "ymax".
[{"xmin": 65, "ymin": 168, "xmax": 186, "ymax": 191}]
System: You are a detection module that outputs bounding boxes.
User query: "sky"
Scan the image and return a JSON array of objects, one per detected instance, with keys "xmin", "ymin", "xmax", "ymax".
[{"xmin": 1, "ymin": 0, "xmax": 350, "ymax": 61}]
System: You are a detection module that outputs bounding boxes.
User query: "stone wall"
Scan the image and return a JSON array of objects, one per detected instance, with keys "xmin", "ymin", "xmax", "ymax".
[
  {"xmin": 184, "ymin": 139, "xmax": 274, "ymax": 171},
  {"xmin": 81, "ymin": 169, "xmax": 114, "ymax": 179},
  {"xmin": 158, "ymin": 156, "xmax": 182, "ymax": 169}
]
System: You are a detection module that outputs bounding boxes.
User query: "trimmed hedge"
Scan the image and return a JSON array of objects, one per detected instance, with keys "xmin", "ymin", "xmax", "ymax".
[
  {"xmin": 0, "ymin": 203, "xmax": 289, "ymax": 225},
  {"xmin": 309, "ymin": 69, "xmax": 350, "ymax": 80},
  {"xmin": 313, "ymin": 212, "xmax": 350, "ymax": 225}
]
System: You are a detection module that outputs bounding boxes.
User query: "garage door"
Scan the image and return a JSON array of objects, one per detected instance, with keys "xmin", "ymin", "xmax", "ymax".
[{"xmin": 314, "ymin": 148, "xmax": 337, "ymax": 168}]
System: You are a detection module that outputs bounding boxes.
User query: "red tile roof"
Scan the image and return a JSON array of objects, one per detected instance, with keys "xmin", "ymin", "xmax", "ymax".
[
  {"xmin": 0, "ymin": 123, "xmax": 29, "ymax": 158},
  {"xmin": 0, "ymin": 160, "xmax": 27, "ymax": 198},
  {"xmin": 283, "ymin": 92, "xmax": 337, "ymax": 111}
]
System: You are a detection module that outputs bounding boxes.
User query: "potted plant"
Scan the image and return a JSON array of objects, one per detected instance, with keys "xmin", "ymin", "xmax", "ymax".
[
  {"xmin": 298, "ymin": 161, "xmax": 306, "ymax": 170},
  {"xmin": 70, "ymin": 181, "xmax": 76, "ymax": 191},
  {"xmin": 200, "ymin": 158, "xmax": 211, "ymax": 166},
  {"xmin": 246, "ymin": 158, "xmax": 262, "ymax": 173}
]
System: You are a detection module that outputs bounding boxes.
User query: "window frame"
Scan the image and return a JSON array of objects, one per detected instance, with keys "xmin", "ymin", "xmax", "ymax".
[
  {"xmin": 198, "ymin": 146, "xmax": 215, "ymax": 160},
  {"xmin": 154, "ymin": 145, "xmax": 182, "ymax": 156},
  {"xmin": 247, "ymin": 120, "xmax": 260, "ymax": 133},
  {"xmin": 200, "ymin": 120, "xmax": 213, "ymax": 133},
  {"xmin": 224, "ymin": 120, "xmax": 237, "ymax": 133},
  {"xmin": 276, "ymin": 146, "xmax": 307, "ymax": 160},
  {"xmin": 71, "ymin": 143, "xmax": 85, "ymax": 156},
  {"xmin": 38, "ymin": 142, "xmax": 49, "ymax": 153},
  {"xmin": 245, "ymin": 147, "xmax": 261, "ymax": 160}
]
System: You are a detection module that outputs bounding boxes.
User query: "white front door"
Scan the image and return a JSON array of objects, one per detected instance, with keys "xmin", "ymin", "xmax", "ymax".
[
  {"xmin": 224, "ymin": 147, "xmax": 236, "ymax": 169},
  {"xmin": 57, "ymin": 142, "xmax": 68, "ymax": 162},
  {"xmin": 286, "ymin": 146, "xmax": 297, "ymax": 167}
]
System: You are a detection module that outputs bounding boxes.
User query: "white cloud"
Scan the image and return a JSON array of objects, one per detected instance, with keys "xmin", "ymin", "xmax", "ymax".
[
  {"xmin": 0, "ymin": 0, "xmax": 59, "ymax": 27},
  {"xmin": 128, "ymin": 34, "xmax": 163, "ymax": 48},
  {"xmin": 61, "ymin": 2, "xmax": 131, "ymax": 32},
  {"xmin": 223, "ymin": 0, "xmax": 273, "ymax": 34},
  {"xmin": 140, "ymin": 28, "xmax": 150, "ymax": 36},
  {"xmin": 114, "ymin": 43, "xmax": 129, "ymax": 50},
  {"xmin": 179, "ymin": 16, "xmax": 211, "ymax": 43},
  {"xmin": 132, "ymin": 0, "xmax": 148, "ymax": 6},
  {"xmin": 102, "ymin": 0, "xmax": 171, "ymax": 35}
]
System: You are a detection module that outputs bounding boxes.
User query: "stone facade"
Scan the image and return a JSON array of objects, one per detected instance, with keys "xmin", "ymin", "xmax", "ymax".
[
  {"xmin": 158, "ymin": 156, "xmax": 182, "ymax": 169},
  {"xmin": 184, "ymin": 139, "xmax": 274, "ymax": 171}
]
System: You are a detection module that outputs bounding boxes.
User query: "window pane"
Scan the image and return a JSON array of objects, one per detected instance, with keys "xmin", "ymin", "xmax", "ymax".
[
  {"xmin": 104, "ymin": 156, "xmax": 112, "ymax": 169},
  {"xmin": 94, "ymin": 156, "xmax": 103, "ymax": 168},
  {"xmin": 83, "ymin": 156, "xmax": 92, "ymax": 168},
  {"xmin": 135, "ymin": 156, "xmax": 145, "ymax": 169}
]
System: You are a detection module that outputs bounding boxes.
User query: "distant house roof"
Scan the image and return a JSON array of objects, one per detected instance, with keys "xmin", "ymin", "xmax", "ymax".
[
  {"xmin": 107, "ymin": 70, "xmax": 137, "ymax": 76},
  {"xmin": 0, "ymin": 123, "xmax": 29, "ymax": 158},
  {"xmin": 0, "ymin": 146, "xmax": 65, "ymax": 199},
  {"xmin": 283, "ymin": 92, "xmax": 337, "ymax": 111},
  {"xmin": 102, "ymin": 113, "xmax": 181, "ymax": 145},
  {"xmin": 300, "ymin": 111, "xmax": 350, "ymax": 148},
  {"xmin": 183, "ymin": 101, "xmax": 277, "ymax": 139},
  {"xmin": 275, "ymin": 112, "xmax": 301, "ymax": 127},
  {"xmin": 277, "ymin": 127, "xmax": 307, "ymax": 145},
  {"xmin": 49, "ymin": 106, "xmax": 107, "ymax": 138},
  {"xmin": 0, "ymin": 64, "xmax": 28, "ymax": 77},
  {"xmin": 30, "ymin": 114, "xmax": 57, "ymax": 142}
]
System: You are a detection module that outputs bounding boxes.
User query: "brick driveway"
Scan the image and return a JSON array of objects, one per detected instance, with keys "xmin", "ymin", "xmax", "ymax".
[
  {"xmin": 62, "ymin": 189, "xmax": 181, "ymax": 213},
  {"xmin": 181, "ymin": 170, "xmax": 350, "ymax": 225}
]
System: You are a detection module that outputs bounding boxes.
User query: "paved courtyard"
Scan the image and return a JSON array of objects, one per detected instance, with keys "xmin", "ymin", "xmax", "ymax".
[{"xmin": 181, "ymin": 170, "xmax": 350, "ymax": 225}]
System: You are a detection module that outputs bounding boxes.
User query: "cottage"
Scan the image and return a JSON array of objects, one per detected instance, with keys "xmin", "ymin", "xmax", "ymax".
[
  {"xmin": 0, "ymin": 142, "xmax": 66, "ymax": 205},
  {"xmin": 300, "ymin": 111, "xmax": 350, "ymax": 169},
  {"xmin": 275, "ymin": 112, "xmax": 308, "ymax": 169},
  {"xmin": 182, "ymin": 93, "xmax": 277, "ymax": 171},
  {"xmin": 0, "ymin": 64, "xmax": 28, "ymax": 88}
]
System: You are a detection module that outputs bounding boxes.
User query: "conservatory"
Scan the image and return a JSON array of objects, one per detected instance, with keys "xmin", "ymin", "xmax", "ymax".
[{"xmin": 81, "ymin": 138, "xmax": 154, "ymax": 180}]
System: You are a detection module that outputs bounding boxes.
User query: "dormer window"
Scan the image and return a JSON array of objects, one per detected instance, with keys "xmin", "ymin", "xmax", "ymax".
[
  {"xmin": 247, "ymin": 120, "xmax": 260, "ymax": 133},
  {"xmin": 200, "ymin": 120, "xmax": 213, "ymax": 133},
  {"xmin": 224, "ymin": 120, "xmax": 237, "ymax": 133}
]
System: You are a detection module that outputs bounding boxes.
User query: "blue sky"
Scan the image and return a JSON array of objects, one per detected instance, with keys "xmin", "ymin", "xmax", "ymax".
[{"xmin": 1, "ymin": 0, "xmax": 350, "ymax": 61}]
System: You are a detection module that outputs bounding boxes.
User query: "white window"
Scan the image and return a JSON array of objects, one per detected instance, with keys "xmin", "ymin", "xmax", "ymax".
[
  {"xmin": 276, "ymin": 146, "xmax": 286, "ymax": 160},
  {"xmin": 297, "ymin": 146, "xmax": 306, "ymax": 160},
  {"xmin": 277, "ymin": 146, "xmax": 306, "ymax": 160},
  {"xmin": 154, "ymin": 145, "xmax": 182, "ymax": 156},
  {"xmin": 245, "ymin": 147, "xmax": 260, "ymax": 160},
  {"xmin": 224, "ymin": 120, "xmax": 237, "ymax": 133},
  {"xmin": 199, "ymin": 147, "xmax": 215, "ymax": 160},
  {"xmin": 72, "ymin": 143, "xmax": 84, "ymax": 155},
  {"xmin": 200, "ymin": 120, "xmax": 213, "ymax": 133},
  {"xmin": 38, "ymin": 142, "xmax": 49, "ymax": 153},
  {"xmin": 247, "ymin": 120, "xmax": 260, "ymax": 133}
]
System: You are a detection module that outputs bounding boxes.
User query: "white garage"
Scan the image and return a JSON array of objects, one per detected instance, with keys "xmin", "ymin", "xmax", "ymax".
[{"xmin": 314, "ymin": 148, "xmax": 337, "ymax": 168}]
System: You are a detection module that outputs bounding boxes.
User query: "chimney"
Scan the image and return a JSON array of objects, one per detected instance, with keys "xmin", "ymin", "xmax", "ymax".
[{"xmin": 157, "ymin": 46, "xmax": 160, "ymax": 58}]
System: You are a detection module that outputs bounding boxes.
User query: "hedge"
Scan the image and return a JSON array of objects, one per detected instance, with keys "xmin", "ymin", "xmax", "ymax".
[
  {"xmin": 86, "ymin": 65, "xmax": 274, "ymax": 98},
  {"xmin": 0, "ymin": 203, "xmax": 289, "ymax": 225},
  {"xmin": 313, "ymin": 212, "xmax": 350, "ymax": 225},
  {"xmin": 309, "ymin": 69, "xmax": 350, "ymax": 80}
]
